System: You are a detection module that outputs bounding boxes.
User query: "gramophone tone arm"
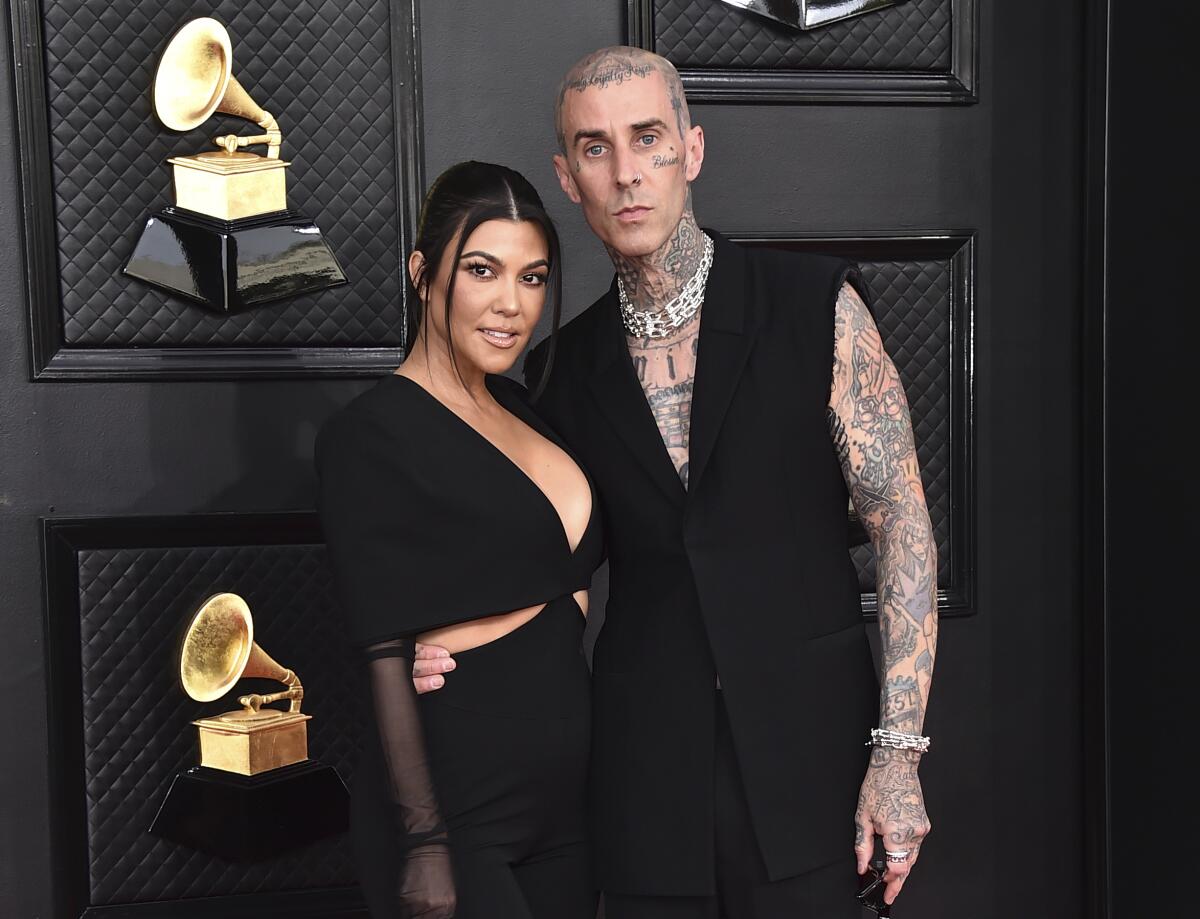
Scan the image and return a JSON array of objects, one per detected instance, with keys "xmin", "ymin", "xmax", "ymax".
[
  {"xmin": 212, "ymin": 128, "xmax": 283, "ymax": 159},
  {"xmin": 238, "ymin": 667, "xmax": 303, "ymax": 713},
  {"xmin": 238, "ymin": 686, "xmax": 304, "ymax": 713}
]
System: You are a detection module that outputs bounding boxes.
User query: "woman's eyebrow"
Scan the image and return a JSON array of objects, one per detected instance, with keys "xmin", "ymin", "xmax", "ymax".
[
  {"xmin": 460, "ymin": 249, "xmax": 501, "ymax": 266},
  {"xmin": 521, "ymin": 258, "xmax": 550, "ymax": 271}
]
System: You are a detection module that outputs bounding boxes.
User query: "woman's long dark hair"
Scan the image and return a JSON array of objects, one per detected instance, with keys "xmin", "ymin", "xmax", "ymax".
[{"xmin": 406, "ymin": 161, "xmax": 562, "ymax": 398}]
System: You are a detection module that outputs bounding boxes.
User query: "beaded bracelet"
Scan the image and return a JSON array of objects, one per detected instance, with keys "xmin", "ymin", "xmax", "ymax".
[{"xmin": 866, "ymin": 728, "xmax": 931, "ymax": 754}]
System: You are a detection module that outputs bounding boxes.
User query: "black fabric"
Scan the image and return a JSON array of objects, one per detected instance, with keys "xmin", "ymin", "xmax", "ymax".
[
  {"xmin": 316, "ymin": 372, "xmax": 601, "ymax": 918},
  {"xmin": 351, "ymin": 598, "xmax": 596, "ymax": 919},
  {"xmin": 315, "ymin": 373, "xmax": 601, "ymax": 646},
  {"xmin": 524, "ymin": 232, "xmax": 877, "ymax": 893},
  {"xmin": 362, "ymin": 637, "xmax": 454, "ymax": 916},
  {"xmin": 603, "ymin": 694, "xmax": 860, "ymax": 919}
]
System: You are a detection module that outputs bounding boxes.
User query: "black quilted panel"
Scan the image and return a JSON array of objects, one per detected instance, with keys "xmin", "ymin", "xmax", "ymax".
[
  {"xmin": 77, "ymin": 543, "xmax": 364, "ymax": 904},
  {"xmin": 849, "ymin": 259, "xmax": 952, "ymax": 591},
  {"xmin": 42, "ymin": 0, "xmax": 405, "ymax": 346},
  {"xmin": 655, "ymin": 0, "xmax": 951, "ymax": 71}
]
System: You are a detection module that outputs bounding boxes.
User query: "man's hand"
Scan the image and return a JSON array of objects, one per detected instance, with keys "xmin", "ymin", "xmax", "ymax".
[
  {"xmin": 854, "ymin": 748, "xmax": 932, "ymax": 905},
  {"xmin": 411, "ymin": 642, "xmax": 455, "ymax": 693}
]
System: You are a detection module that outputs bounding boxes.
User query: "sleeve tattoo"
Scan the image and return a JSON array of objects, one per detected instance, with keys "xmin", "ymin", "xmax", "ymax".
[{"xmin": 827, "ymin": 282, "xmax": 938, "ymax": 739}]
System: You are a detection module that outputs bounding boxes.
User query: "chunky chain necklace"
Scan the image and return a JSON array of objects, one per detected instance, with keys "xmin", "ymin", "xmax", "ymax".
[{"xmin": 617, "ymin": 233, "xmax": 714, "ymax": 339}]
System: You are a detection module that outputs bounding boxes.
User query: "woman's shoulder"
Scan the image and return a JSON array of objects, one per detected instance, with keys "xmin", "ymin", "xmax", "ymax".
[{"xmin": 315, "ymin": 375, "xmax": 424, "ymax": 468}]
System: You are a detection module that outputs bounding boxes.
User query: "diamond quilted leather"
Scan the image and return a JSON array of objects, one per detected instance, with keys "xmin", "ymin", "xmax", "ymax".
[
  {"xmin": 849, "ymin": 258, "xmax": 953, "ymax": 591},
  {"xmin": 42, "ymin": 0, "xmax": 406, "ymax": 347},
  {"xmin": 654, "ymin": 0, "xmax": 951, "ymax": 71},
  {"xmin": 77, "ymin": 543, "xmax": 364, "ymax": 903}
]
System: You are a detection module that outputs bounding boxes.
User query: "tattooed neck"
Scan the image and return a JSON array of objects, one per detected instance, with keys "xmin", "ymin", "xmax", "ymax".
[{"xmin": 606, "ymin": 210, "xmax": 705, "ymax": 314}]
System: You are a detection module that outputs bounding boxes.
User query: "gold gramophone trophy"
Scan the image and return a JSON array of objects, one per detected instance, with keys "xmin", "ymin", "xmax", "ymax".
[
  {"xmin": 149, "ymin": 592, "xmax": 348, "ymax": 859},
  {"xmin": 180, "ymin": 592, "xmax": 310, "ymax": 775},
  {"xmin": 124, "ymin": 17, "xmax": 346, "ymax": 313}
]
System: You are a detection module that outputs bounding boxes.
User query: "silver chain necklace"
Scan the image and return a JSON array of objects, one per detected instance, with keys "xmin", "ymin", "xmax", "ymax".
[{"xmin": 617, "ymin": 233, "xmax": 714, "ymax": 339}]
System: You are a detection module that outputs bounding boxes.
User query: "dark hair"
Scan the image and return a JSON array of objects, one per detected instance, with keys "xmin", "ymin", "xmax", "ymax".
[{"xmin": 406, "ymin": 161, "xmax": 562, "ymax": 397}]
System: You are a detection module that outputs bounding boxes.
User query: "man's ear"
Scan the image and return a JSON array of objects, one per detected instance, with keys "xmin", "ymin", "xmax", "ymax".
[
  {"xmin": 553, "ymin": 154, "xmax": 583, "ymax": 205},
  {"xmin": 684, "ymin": 124, "xmax": 705, "ymax": 183},
  {"xmin": 408, "ymin": 249, "xmax": 427, "ymax": 296}
]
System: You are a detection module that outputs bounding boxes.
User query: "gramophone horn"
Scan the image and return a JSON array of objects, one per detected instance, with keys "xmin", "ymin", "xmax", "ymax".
[
  {"xmin": 180, "ymin": 592, "xmax": 255, "ymax": 702},
  {"xmin": 151, "ymin": 18, "xmax": 279, "ymax": 142},
  {"xmin": 180, "ymin": 592, "xmax": 303, "ymax": 716}
]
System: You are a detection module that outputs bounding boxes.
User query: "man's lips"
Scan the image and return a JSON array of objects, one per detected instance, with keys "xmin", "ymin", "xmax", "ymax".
[{"xmin": 614, "ymin": 206, "xmax": 652, "ymax": 222}]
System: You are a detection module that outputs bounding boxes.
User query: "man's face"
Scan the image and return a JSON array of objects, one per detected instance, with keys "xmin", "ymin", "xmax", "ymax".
[{"xmin": 554, "ymin": 71, "xmax": 703, "ymax": 259}]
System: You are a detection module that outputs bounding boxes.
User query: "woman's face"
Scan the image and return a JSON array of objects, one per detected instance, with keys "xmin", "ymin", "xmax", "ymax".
[{"xmin": 412, "ymin": 218, "xmax": 550, "ymax": 378}]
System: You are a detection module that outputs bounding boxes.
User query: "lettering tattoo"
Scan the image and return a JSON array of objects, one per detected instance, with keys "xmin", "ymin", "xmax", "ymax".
[
  {"xmin": 883, "ymin": 675, "xmax": 922, "ymax": 734},
  {"xmin": 652, "ymin": 153, "xmax": 680, "ymax": 168},
  {"xmin": 562, "ymin": 60, "xmax": 652, "ymax": 95},
  {"xmin": 555, "ymin": 47, "xmax": 690, "ymax": 150},
  {"xmin": 628, "ymin": 321, "xmax": 700, "ymax": 487},
  {"xmin": 832, "ymin": 282, "xmax": 936, "ymax": 863}
]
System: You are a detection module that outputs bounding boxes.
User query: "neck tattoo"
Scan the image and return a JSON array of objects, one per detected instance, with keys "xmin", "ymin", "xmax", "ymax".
[{"xmin": 617, "ymin": 233, "xmax": 713, "ymax": 339}]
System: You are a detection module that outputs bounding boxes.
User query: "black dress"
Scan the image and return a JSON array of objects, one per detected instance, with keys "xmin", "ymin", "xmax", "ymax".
[{"xmin": 315, "ymin": 373, "xmax": 602, "ymax": 919}]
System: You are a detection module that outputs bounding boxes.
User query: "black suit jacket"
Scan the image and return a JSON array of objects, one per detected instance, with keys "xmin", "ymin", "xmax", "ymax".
[{"xmin": 525, "ymin": 232, "xmax": 878, "ymax": 895}]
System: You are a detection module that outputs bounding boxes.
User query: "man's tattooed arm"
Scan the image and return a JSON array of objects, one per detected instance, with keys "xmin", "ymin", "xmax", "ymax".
[{"xmin": 829, "ymin": 281, "xmax": 936, "ymax": 902}]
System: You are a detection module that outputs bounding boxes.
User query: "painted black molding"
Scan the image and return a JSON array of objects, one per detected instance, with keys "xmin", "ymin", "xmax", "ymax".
[
  {"xmin": 41, "ymin": 513, "xmax": 368, "ymax": 918},
  {"xmin": 627, "ymin": 0, "xmax": 977, "ymax": 104},
  {"xmin": 732, "ymin": 233, "xmax": 976, "ymax": 619},
  {"xmin": 1080, "ymin": 0, "xmax": 1111, "ymax": 914},
  {"xmin": 10, "ymin": 0, "xmax": 423, "ymax": 381}
]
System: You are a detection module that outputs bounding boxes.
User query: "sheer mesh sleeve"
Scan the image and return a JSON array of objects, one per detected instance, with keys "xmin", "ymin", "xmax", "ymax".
[{"xmin": 363, "ymin": 637, "xmax": 456, "ymax": 918}]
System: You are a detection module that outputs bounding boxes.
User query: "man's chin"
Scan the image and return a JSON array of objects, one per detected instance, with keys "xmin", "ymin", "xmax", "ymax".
[{"xmin": 602, "ymin": 221, "xmax": 671, "ymax": 260}]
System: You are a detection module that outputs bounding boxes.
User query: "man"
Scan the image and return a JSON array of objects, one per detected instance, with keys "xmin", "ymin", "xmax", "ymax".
[{"xmin": 415, "ymin": 46, "xmax": 937, "ymax": 917}]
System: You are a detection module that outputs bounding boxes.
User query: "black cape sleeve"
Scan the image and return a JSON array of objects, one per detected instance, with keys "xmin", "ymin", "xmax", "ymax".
[
  {"xmin": 315, "ymin": 390, "xmax": 586, "ymax": 647},
  {"xmin": 316, "ymin": 408, "xmax": 457, "ymax": 916}
]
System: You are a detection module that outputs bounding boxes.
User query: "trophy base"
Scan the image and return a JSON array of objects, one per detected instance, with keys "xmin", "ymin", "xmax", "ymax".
[
  {"xmin": 169, "ymin": 152, "xmax": 290, "ymax": 221},
  {"xmin": 149, "ymin": 759, "xmax": 349, "ymax": 860},
  {"xmin": 193, "ymin": 710, "xmax": 311, "ymax": 776},
  {"xmin": 124, "ymin": 206, "xmax": 347, "ymax": 313}
]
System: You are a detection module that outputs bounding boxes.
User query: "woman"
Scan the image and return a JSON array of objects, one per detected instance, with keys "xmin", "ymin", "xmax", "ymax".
[{"xmin": 316, "ymin": 162, "xmax": 601, "ymax": 919}]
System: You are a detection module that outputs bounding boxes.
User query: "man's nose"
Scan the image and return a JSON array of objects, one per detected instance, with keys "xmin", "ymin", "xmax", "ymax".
[{"xmin": 614, "ymin": 146, "xmax": 639, "ymax": 188}]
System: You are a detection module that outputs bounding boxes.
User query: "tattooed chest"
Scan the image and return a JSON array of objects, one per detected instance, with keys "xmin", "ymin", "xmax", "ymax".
[{"xmin": 628, "ymin": 330, "xmax": 699, "ymax": 486}]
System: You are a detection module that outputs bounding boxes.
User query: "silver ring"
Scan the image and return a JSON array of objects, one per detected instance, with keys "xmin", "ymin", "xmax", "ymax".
[
  {"xmin": 632, "ymin": 172, "xmax": 643, "ymax": 185},
  {"xmin": 884, "ymin": 850, "xmax": 910, "ymax": 862}
]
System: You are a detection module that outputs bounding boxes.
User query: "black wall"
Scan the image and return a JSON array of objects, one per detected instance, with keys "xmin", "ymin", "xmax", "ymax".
[{"xmin": 1, "ymin": 1, "xmax": 1098, "ymax": 916}]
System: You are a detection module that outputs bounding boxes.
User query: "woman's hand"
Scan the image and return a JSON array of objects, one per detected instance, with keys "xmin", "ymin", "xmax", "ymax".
[
  {"xmin": 398, "ymin": 843, "xmax": 456, "ymax": 917},
  {"xmin": 411, "ymin": 642, "xmax": 456, "ymax": 694}
]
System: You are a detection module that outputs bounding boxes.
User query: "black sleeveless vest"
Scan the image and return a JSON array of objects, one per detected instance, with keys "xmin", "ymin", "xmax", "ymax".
[{"xmin": 525, "ymin": 231, "xmax": 878, "ymax": 894}]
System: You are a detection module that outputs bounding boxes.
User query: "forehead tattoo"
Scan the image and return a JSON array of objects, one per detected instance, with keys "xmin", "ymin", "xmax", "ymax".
[{"xmin": 555, "ymin": 47, "xmax": 690, "ymax": 151}]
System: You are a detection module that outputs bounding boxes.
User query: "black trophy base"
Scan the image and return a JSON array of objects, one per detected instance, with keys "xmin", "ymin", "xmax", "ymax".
[
  {"xmin": 149, "ymin": 759, "xmax": 349, "ymax": 860},
  {"xmin": 124, "ymin": 206, "xmax": 347, "ymax": 314}
]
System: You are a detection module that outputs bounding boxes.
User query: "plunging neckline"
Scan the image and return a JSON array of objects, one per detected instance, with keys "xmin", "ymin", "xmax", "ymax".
[{"xmin": 388, "ymin": 373, "xmax": 595, "ymax": 557}]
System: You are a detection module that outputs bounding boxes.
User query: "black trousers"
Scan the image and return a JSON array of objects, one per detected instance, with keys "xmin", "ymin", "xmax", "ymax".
[{"xmin": 604, "ymin": 693, "xmax": 862, "ymax": 919}]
